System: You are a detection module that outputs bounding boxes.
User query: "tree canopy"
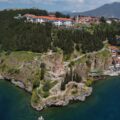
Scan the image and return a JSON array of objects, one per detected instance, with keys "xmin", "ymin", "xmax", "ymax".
[{"xmin": 0, "ymin": 9, "xmax": 120, "ymax": 54}]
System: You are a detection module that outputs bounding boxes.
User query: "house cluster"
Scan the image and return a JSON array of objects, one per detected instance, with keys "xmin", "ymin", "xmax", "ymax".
[
  {"xmin": 106, "ymin": 18, "xmax": 120, "ymax": 24},
  {"xmin": 14, "ymin": 14, "xmax": 102, "ymax": 27},
  {"xmin": 103, "ymin": 45, "xmax": 120, "ymax": 76},
  {"xmin": 14, "ymin": 13, "xmax": 120, "ymax": 27},
  {"xmin": 23, "ymin": 14, "xmax": 74, "ymax": 27},
  {"xmin": 75, "ymin": 16, "xmax": 100, "ymax": 25},
  {"xmin": 109, "ymin": 45, "xmax": 120, "ymax": 70}
]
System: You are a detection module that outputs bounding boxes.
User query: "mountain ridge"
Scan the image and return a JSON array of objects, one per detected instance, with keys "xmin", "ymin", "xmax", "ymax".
[{"xmin": 70, "ymin": 2, "xmax": 120, "ymax": 18}]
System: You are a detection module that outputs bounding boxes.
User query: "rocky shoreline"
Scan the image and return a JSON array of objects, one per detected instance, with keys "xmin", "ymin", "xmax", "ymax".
[
  {"xmin": 104, "ymin": 70, "xmax": 120, "ymax": 76},
  {"xmin": 0, "ymin": 75, "xmax": 92, "ymax": 111},
  {"xmin": 0, "ymin": 72, "xmax": 113, "ymax": 111},
  {"xmin": 1, "ymin": 66, "xmax": 116, "ymax": 112},
  {"xmin": 32, "ymin": 82, "xmax": 93, "ymax": 111},
  {"xmin": 0, "ymin": 75, "xmax": 32, "ymax": 93},
  {"xmin": 0, "ymin": 47, "xmax": 113, "ymax": 111}
]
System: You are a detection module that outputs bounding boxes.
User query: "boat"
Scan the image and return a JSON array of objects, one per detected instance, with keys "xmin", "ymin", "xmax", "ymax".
[{"xmin": 38, "ymin": 116, "xmax": 44, "ymax": 120}]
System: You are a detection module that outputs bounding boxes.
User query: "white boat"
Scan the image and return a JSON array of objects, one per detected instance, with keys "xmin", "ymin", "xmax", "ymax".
[{"xmin": 38, "ymin": 116, "xmax": 44, "ymax": 120}]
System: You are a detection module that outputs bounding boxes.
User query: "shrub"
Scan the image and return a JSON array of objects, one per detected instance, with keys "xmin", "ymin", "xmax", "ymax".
[
  {"xmin": 40, "ymin": 63, "xmax": 46, "ymax": 80},
  {"xmin": 0, "ymin": 64, "xmax": 7, "ymax": 72},
  {"xmin": 42, "ymin": 81, "xmax": 51, "ymax": 92},
  {"xmin": 72, "ymin": 89, "xmax": 78, "ymax": 95},
  {"xmin": 85, "ymin": 79, "xmax": 94, "ymax": 86},
  {"xmin": 43, "ymin": 91, "xmax": 49, "ymax": 98},
  {"xmin": 33, "ymin": 79, "xmax": 40, "ymax": 89},
  {"xmin": 7, "ymin": 68, "xmax": 20, "ymax": 75},
  {"xmin": 31, "ymin": 90, "xmax": 40, "ymax": 105}
]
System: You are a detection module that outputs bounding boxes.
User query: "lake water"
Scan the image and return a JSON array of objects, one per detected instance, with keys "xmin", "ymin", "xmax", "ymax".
[{"xmin": 0, "ymin": 77, "xmax": 120, "ymax": 120}]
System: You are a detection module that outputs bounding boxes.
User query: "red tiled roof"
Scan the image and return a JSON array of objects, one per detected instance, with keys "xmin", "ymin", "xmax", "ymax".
[
  {"xmin": 57, "ymin": 18, "xmax": 72, "ymax": 21},
  {"xmin": 24, "ymin": 14, "xmax": 73, "ymax": 21},
  {"xmin": 23, "ymin": 14, "xmax": 36, "ymax": 17},
  {"xmin": 109, "ymin": 46, "xmax": 119, "ymax": 50}
]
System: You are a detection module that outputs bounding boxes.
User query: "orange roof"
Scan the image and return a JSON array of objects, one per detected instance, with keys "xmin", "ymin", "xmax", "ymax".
[
  {"xmin": 24, "ymin": 14, "xmax": 36, "ymax": 17},
  {"xmin": 57, "ymin": 18, "xmax": 72, "ymax": 21},
  {"xmin": 25, "ymin": 14, "xmax": 73, "ymax": 21},
  {"xmin": 109, "ymin": 46, "xmax": 119, "ymax": 50}
]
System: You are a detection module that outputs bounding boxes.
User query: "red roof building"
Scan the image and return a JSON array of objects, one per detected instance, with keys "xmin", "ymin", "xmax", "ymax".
[{"xmin": 23, "ymin": 14, "xmax": 73, "ymax": 26}]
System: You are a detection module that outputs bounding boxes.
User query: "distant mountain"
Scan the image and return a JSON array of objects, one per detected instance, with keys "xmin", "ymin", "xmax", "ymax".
[{"xmin": 71, "ymin": 2, "xmax": 120, "ymax": 18}]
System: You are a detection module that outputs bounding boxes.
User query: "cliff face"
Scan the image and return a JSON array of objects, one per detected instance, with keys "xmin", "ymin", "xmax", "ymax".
[
  {"xmin": 72, "ymin": 49, "xmax": 112, "ymax": 81},
  {"xmin": 0, "ymin": 48, "xmax": 112, "ymax": 110}
]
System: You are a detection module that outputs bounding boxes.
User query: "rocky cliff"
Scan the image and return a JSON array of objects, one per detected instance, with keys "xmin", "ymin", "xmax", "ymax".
[{"xmin": 0, "ymin": 47, "xmax": 112, "ymax": 110}]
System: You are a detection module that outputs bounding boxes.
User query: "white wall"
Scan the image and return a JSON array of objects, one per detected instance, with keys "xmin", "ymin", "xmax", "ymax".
[
  {"xmin": 53, "ymin": 21, "xmax": 63, "ymax": 26},
  {"xmin": 64, "ymin": 21, "xmax": 72, "ymax": 26}
]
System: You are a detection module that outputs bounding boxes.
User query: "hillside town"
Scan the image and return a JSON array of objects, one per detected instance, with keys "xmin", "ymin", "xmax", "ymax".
[
  {"xmin": 104, "ymin": 36, "xmax": 120, "ymax": 76},
  {"xmin": 14, "ymin": 13, "xmax": 120, "ymax": 27},
  {"xmin": 75, "ymin": 16, "xmax": 100, "ymax": 25},
  {"xmin": 109, "ymin": 45, "xmax": 120, "ymax": 71}
]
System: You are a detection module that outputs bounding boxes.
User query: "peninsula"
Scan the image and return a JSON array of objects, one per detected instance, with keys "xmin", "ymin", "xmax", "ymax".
[{"xmin": 0, "ymin": 9, "xmax": 120, "ymax": 111}]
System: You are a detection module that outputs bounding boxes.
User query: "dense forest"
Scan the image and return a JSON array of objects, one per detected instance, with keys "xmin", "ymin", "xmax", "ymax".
[{"xmin": 0, "ymin": 9, "xmax": 120, "ymax": 54}]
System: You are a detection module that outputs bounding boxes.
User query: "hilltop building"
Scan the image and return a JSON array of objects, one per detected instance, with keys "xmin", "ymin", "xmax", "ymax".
[
  {"xmin": 75, "ymin": 16, "xmax": 100, "ymax": 25},
  {"xmin": 106, "ymin": 18, "xmax": 120, "ymax": 24},
  {"xmin": 23, "ymin": 14, "xmax": 74, "ymax": 27}
]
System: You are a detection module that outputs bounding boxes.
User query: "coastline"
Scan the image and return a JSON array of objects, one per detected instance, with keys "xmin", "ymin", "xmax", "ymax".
[
  {"xmin": 1, "ymin": 75, "xmax": 120, "ymax": 120},
  {"xmin": 0, "ymin": 75, "xmax": 32, "ymax": 94},
  {"xmin": 1, "ymin": 68, "xmax": 119, "ymax": 111},
  {"xmin": 0, "ymin": 75, "xmax": 93, "ymax": 111},
  {"xmin": 32, "ymin": 82, "xmax": 93, "ymax": 111},
  {"xmin": 104, "ymin": 70, "xmax": 120, "ymax": 76},
  {"xmin": 0, "ymin": 71, "xmax": 113, "ymax": 111},
  {"xmin": 0, "ymin": 47, "xmax": 114, "ymax": 111}
]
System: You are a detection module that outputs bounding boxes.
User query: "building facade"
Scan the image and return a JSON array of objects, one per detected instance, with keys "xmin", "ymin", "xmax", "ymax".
[{"xmin": 23, "ymin": 14, "xmax": 73, "ymax": 26}]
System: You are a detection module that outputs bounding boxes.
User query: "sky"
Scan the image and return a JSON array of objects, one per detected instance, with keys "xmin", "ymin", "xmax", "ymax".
[{"xmin": 0, "ymin": 0, "xmax": 120, "ymax": 12}]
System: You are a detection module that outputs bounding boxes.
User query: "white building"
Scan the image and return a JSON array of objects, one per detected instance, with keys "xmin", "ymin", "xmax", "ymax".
[
  {"xmin": 106, "ymin": 20, "xmax": 112, "ymax": 24},
  {"xmin": 64, "ymin": 20, "xmax": 73, "ymax": 26},
  {"xmin": 23, "ymin": 14, "xmax": 73, "ymax": 26},
  {"xmin": 53, "ymin": 21, "xmax": 63, "ymax": 26}
]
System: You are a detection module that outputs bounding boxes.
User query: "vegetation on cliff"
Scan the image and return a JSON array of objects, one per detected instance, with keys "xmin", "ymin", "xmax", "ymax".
[
  {"xmin": 0, "ymin": 44, "xmax": 112, "ymax": 110},
  {"xmin": 0, "ymin": 9, "xmax": 117, "ymax": 110}
]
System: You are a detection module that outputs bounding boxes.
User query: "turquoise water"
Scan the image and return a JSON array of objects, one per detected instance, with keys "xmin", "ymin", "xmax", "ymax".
[{"xmin": 0, "ymin": 77, "xmax": 120, "ymax": 120}]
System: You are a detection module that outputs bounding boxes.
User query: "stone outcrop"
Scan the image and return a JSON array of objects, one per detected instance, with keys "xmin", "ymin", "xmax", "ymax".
[
  {"xmin": 32, "ymin": 82, "xmax": 92, "ymax": 111},
  {"xmin": 72, "ymin": 49, "xmax": 112, "ymax": 81},
  {"xmin": 0, "ymin": 48, "xmax": 112, "ymax": 111}
]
